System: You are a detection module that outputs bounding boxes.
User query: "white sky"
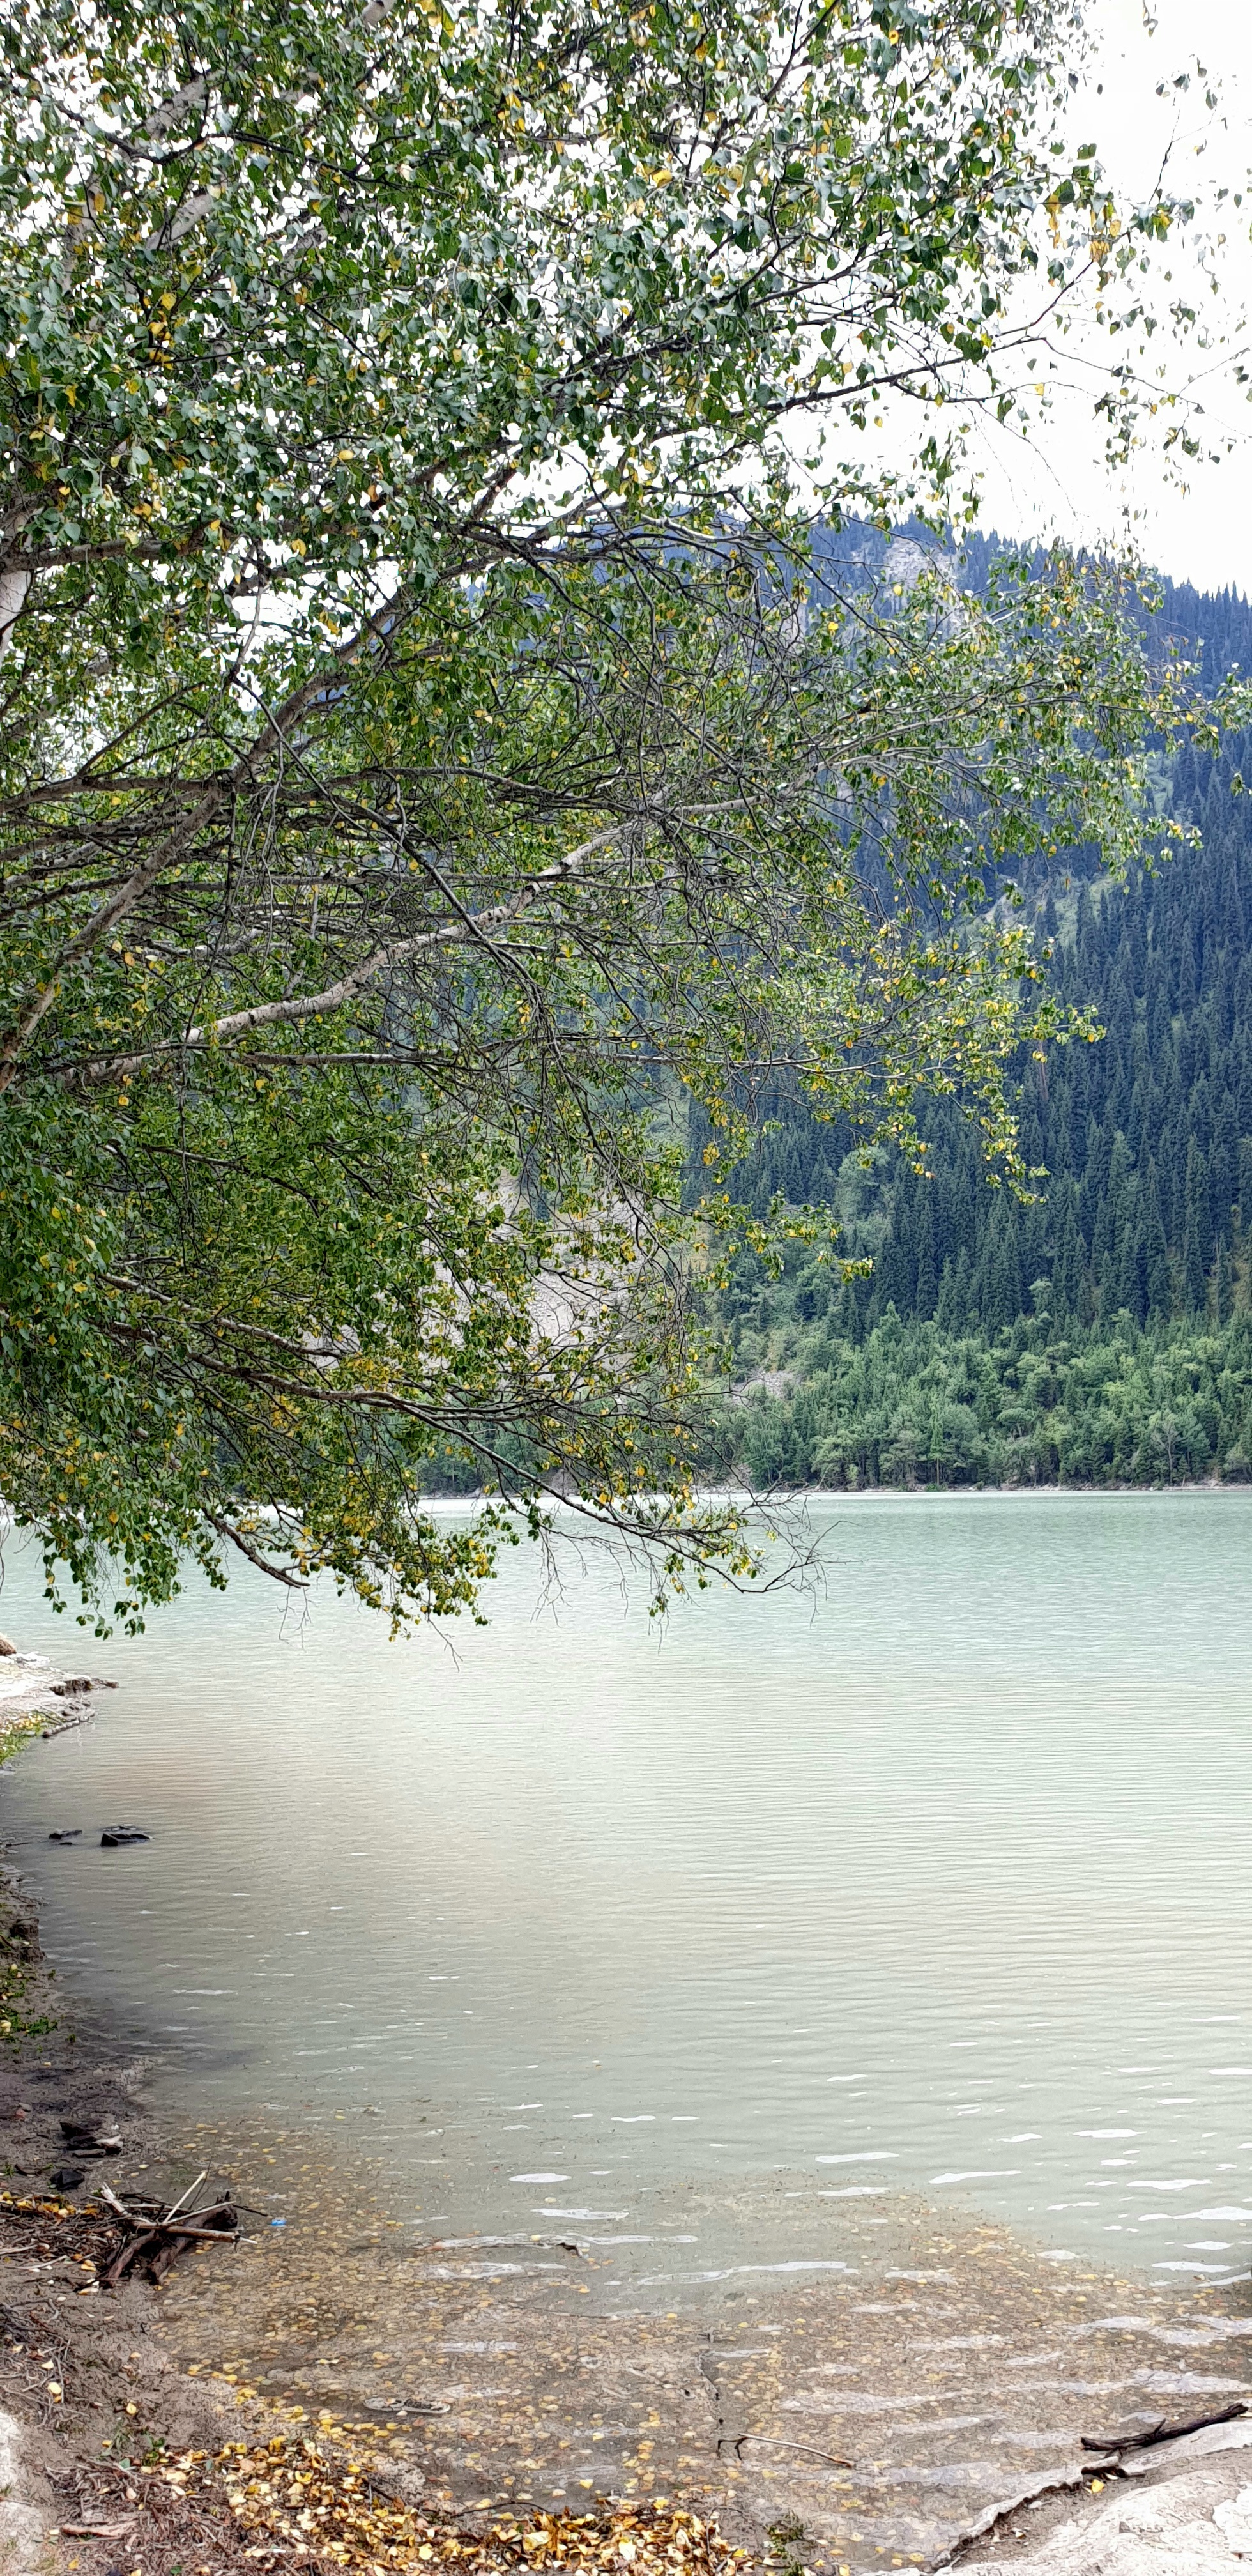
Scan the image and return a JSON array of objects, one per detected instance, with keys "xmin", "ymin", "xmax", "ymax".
[{"xmin": 959, "ymin": 0, "xmax": 1252, "ymax": 594}]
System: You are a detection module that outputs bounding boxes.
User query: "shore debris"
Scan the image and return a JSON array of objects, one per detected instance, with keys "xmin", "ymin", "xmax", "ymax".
[
  {"xmin": 59, "ymin": 2115, "xmax": 122, "ymax": 2158},
  {"xmin": 180, "ymin": 2438, "xmax": 750, "ymax": 2576},
  {"xmin": 1081, "ymin": 2402, "xmax": 1249, "ymax": 2461},
  {"xmin": 57, "ymin": 2516, "xmax": 138, "ymax": 2539},
  {"xmin": 0, "ymin": 2175, "xmax": 238, "ymax": 2294},
  {"xmin": 0, "ymin": 2184, "xmax": 114, "ymax": 2287},
  {"xmin": 99, "ymin": 2174, "xmax": 238, "ymax": 2286},
  {"xmin": 48, "ymin": 2437, "xmax": 751, "ymax": 2576}
]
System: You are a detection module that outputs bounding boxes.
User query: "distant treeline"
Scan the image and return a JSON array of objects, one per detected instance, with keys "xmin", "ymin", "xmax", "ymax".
[{"xmin": 697, "ymin": 1310, "xmax": 1252, "ymax": 1491}]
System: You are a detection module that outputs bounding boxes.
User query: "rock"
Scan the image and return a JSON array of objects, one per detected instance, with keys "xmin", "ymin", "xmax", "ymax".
[
  {"xmin": 980, "ymin": 2462, "xmax": 1252, "ymax": 2576},
  {"xmin": 100, "ymin": 1827, "xmax": 149, "ymax": 1848},
  {"xmin": 50, "ymin": 2165, "xmax": 84, "ymax": 2191},
  {"xmin": 0, "ymin": 1636, "xmax": 15, "ymax": 1657},
  {"xmin": 59, "ymin": 2120, "xmax": 121, "ymax": 2156},
  {"xmin": 49, "ymin": 1830, "xmax": 82, "ymax": 1844},
  {"xmin": 1215, "ymin": 2491, "xmax": 1252, "ymax": 2556},
  {"xmin": 53, "ymin": 1678, "xmax": 94, "ymax": 1697}
]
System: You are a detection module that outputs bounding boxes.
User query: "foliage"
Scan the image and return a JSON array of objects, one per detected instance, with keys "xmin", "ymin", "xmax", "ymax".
[
  {"xmin": 711, "ymin": 631, "xmax": 1252, "ymax": 1341},
  {"xmin": 695, "ymin": 634, "xmax": 1252, "ymax": 1498},
  {"xmin": 700, "ymin": 1305, "xmax": 1252, "ymax": 1491},
  {"xmin": 0, "ymin": 0, "xmax": 1230, "ymax": 1624},
  {"xmin": 161, "ymin": 2435, "xmax": 751, "ymax": 2576},
  {"xmin": 0, "ymin": 1708, "xmax": 56, "ymax": 1767},
  {"xmin": 1, "ymin": 0, "xmax": 1185, "ymax": 585}
]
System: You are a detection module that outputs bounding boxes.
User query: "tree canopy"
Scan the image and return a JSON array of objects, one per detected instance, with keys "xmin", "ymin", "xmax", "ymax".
[{"xmin": 0, "ymin": 0, "xmax": 1234, "ymax": 1628}]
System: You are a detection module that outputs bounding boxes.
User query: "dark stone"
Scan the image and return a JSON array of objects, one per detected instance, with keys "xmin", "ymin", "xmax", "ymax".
[
  {"xmin": 52, "ymin": 1678, "xmax": 94, "ymax": 1696},
  {"xmin": 48, "ymin": 1829, "xmax": 82, "ymax": 1843},
  {"xmin": 100, "ymin": 1827, "xmax": 149, "ymax": 1847},
  {"xmin": 59, "ymin": 2129, "xmax": 121, "ymax": 2156},
  {"xmin": 50, "ymin": 2164, "xmax": 84, "ymax": 2189}
]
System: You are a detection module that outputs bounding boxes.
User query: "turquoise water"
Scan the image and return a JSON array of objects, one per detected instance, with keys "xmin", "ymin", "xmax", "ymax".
[{"xmin": 1, "ymin": 1489, "xmax": 1250, "ymax": 2285}]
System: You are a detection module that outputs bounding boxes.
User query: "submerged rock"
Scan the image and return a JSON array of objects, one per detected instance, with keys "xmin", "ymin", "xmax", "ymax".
[
  {"xmin": 100, "ymin": 1827, "xmax": 149, "ymax": 1848},
  {"xmin": 48, "ymin": 1830, "xmax": 82, "ymax": 1844}
]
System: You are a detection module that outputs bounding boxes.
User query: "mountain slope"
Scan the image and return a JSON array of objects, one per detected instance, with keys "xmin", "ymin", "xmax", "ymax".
[{"xmin": 694, "ymin": 565, "xmax": 1252, "ymax": 1489}]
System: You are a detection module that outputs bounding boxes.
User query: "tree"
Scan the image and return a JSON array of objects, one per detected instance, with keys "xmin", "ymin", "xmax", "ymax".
[
  {"xmin": 0, "ymin": 0, "xmax": 1236, "ymax": 1629},
  {"xmin": 1184, "ymin": 1140, "xmax": 1212, "ymax": 1312}
]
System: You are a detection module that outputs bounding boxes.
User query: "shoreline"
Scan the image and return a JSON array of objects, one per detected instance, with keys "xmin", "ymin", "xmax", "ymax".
[
  {"xmin": 0, "ymin": 1709, "xmax": 764, "ymax": 2576},
  {"xmin": 411, "ymin": 1478, "xmax": 1252, "ymax": 1508},
  {"xmin": 1, "ymin": 1659, "xmax": 1251, "ymax": 2576}
]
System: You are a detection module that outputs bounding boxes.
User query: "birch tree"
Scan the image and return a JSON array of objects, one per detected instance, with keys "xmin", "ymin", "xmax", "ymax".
[{"xmin": 0, "ymin": 0, "xmax": 1226, "ymax": 1626}]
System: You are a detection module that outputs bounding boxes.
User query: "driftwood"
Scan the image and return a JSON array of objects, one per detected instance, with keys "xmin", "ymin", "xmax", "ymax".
[
  {"xmin": 58, "ymin": 2520, "xmax": 137, "ymax": 2540},
  {"xmin": 1082, "ymin": 2402, "xmax": 1248, "ymax": 2458},
  {"xmin": 733, "ymin": 2434, "xmax": 854, "ymax": 2469},
  {"xmin": 99, "ymin": 2174, "xmax": 238, "ymax": 2288}
]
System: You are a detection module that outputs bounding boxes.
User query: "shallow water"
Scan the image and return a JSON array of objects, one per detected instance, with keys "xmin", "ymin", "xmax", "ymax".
[{"xmin": 1, "ymin": 1490, "xmax": 1251, "ymax": 2290}]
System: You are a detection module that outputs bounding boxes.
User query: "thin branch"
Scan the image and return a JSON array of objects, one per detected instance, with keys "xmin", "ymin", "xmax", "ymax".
[
  {"xmin": 47, "ymin": 822, "xmax": 629, "ymax": 1082},
  {"xmin": 206, "ymin": 1512, "xmax": 310, "ymax": 1590}
]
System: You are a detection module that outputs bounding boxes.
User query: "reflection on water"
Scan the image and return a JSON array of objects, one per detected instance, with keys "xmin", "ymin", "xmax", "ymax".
[{"xmin": 1, "ymin": 1491, "xmax": 1251, "ymax": 2286}]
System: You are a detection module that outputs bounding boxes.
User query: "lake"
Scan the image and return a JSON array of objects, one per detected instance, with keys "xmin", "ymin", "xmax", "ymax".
[{"xmin": 1, "ymin": 1489, "xmax": 1250, "ymax": 2292}]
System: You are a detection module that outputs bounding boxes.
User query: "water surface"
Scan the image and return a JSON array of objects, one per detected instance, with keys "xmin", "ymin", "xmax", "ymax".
[{"xmin": 1, "ymin": 1490, "xmax": 1250, "ymax": 2288}]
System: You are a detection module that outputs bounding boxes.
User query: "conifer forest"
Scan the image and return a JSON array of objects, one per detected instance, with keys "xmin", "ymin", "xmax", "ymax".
[{"xmin": 695, "ymin": 563, "xmax": 1252, "ymax": 1494}]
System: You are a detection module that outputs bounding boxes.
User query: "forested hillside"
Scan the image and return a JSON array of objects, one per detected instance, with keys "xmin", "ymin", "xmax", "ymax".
[{"xmin": 697, "ymin": 565, "xmax": 1252, "ymax": 1491}]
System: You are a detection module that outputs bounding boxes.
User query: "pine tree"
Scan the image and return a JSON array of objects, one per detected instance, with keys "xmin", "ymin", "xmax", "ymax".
[
  {"xmin": 1212, "ymin": 1091, "xmax": 1239, "ymax": 1240},
  {"xmin": 915, "ymin": 1181, "xmax": 938, "ymax": 1316},
  {"xmin": 1216, "ymin": 1240, "xmax": 1232, "ymax": 1325},
  {"xmin": 1119, "ymin": 1219, "xmax": 1148, "ymax": 1324},
  {"xmin": 1184, "ymin": 1140, "xmax": 1212, "ymax": 1311},
  {"xmin": 1143, "ymin": 1164, "xmax": 1172, "ymax": 1317}
]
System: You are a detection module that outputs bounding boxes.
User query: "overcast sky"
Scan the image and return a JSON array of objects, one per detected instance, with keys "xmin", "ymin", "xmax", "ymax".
[{"xmin": 964, "ymin": 0, "xmax": 1252, "ymax": 594}]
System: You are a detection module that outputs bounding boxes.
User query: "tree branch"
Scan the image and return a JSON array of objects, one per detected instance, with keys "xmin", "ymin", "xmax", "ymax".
[
  {"xmin": 0, "ymin": 586, "xmax": 421, "ymax": 1093},
  {"xmin": 206, "ymin": 1512, "xmax": 310, "ymax": 1590},
  {"xmin": 45, "ymin": 822, "xmax": 629, "ymax": 1084}
]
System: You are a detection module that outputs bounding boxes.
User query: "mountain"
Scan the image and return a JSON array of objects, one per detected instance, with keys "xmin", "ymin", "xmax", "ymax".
[{"xmin": 692, "ymin": 561, "xmax": 1252, "ymax": 1490}]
